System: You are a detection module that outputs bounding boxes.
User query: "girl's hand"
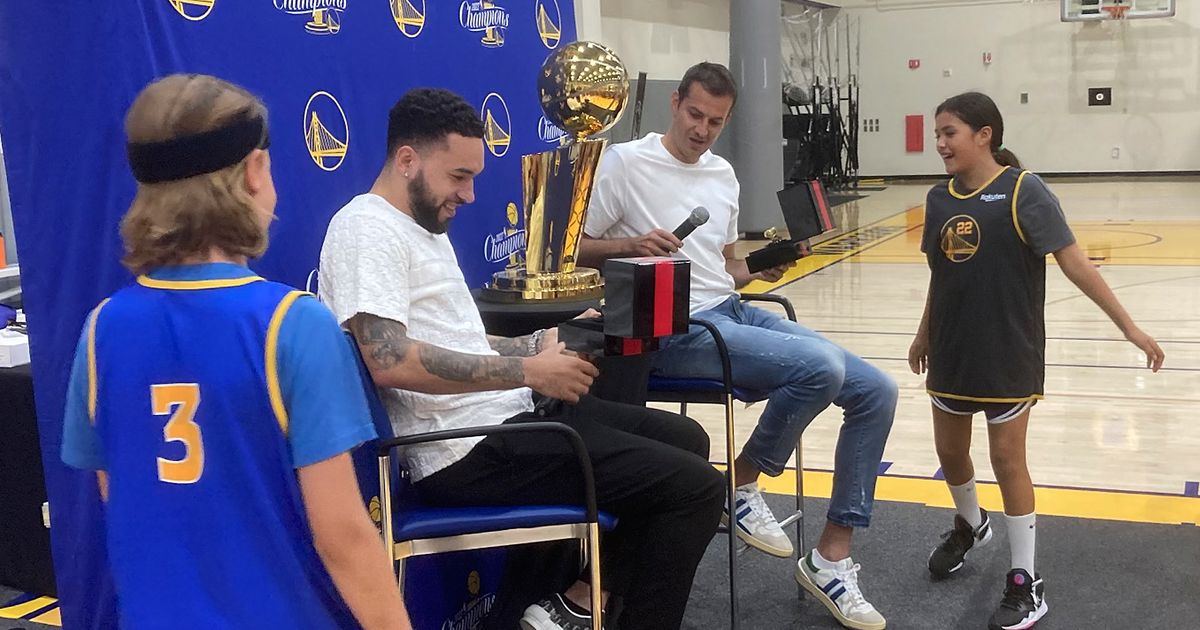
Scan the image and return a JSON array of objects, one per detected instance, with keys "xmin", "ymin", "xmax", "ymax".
[
  {"xmin": 1125, "ymin": 327, "xmax": 1165, "ymax": 372},
  {"xmin": 908, "ymin": 333, "xmax": 929, "ymax": 374}
]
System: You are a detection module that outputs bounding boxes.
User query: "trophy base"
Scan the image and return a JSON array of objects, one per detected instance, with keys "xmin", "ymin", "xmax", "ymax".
[{"xmin": 480, "ymin": 268, "xmax": 605, "ymax": 303}]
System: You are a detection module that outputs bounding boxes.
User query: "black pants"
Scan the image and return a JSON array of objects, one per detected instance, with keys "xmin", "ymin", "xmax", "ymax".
[{"xmin": 415, "ymin": 395, "xmax": 725, "ymax": 630}]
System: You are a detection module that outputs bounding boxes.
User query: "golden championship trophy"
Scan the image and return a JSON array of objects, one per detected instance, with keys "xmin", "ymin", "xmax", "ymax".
[{"xmin": 481, "ymin": 41, "xmax": 629, "ymax": 302}]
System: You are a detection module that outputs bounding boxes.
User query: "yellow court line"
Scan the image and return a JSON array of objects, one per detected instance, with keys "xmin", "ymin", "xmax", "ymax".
[
  {"xmin": 744, "ymin": 206, "xmax": 923, "ymax": 293},
  {"xmin": 0, "ymin": 596, "xmax": 57, "ymax": 619},
  {"xmin": 31, "ymin": 606, "xmax": 62, "ymax": 625},
  {"xmin": 746, "ymin": 468, "xmax": 1200, "ymax": 527}
]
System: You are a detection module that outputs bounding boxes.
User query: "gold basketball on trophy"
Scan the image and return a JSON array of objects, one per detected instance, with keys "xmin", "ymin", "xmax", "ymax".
[
  {"xmin": 481, "ymin": 41, "xmax": 629, "ymax": 302},
  {"xmin": 538, "ymin": 41, "xmax": 629, "ymax": 141}
]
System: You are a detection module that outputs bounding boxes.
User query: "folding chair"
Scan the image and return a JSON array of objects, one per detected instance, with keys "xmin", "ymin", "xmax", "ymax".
[
  {"xmin": 645, "ymin": 294, "xmax": 807, "ymax": 630},
  {"xmin": 344, "ymin": 332, "xmax": 615, "ymax": 630}
]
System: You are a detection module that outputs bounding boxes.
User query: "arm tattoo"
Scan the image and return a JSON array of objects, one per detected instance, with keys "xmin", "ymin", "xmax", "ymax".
[
  {"xmin": 418, "ymin": 345, "xmax": 525, "ymax": 386},
  {"xmin": 487, "ymin": 334, "xmax": 537, "ymax": 357},
  {"xmin": 350, "ymin": 313, "xmax": 524, "ymax": 386},
  {"xmin": 348, "ymin": 313, "xmax": 414, "ymax": 369}
]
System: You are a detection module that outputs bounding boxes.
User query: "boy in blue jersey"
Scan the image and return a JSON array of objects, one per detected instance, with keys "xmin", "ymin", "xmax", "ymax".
[{"xmin": 60, "ymin": 74, "xmax": 411, "ymax": 630}]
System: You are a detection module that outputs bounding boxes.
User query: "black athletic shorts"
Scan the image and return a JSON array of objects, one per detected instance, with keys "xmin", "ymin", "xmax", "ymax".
[{"xmin": 930, "ymin": 395, "xmax": 1036, "ymax": 425}]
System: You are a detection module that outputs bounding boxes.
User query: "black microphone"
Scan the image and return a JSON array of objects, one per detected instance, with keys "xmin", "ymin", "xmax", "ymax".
[{"xmin": 671, "ymin": 206, "xmax": 710, "ymax": 241}]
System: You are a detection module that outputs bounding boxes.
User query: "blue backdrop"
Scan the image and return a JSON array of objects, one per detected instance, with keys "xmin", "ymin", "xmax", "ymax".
[{"xmin": 0, "ymin": 1, "xmax": 574, "ymax": 627}]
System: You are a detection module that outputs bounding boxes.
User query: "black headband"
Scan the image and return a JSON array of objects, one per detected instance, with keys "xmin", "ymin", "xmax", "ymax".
[{"xmin": 127, "ymin": 115, "xmax": 269, "ymax": 184}]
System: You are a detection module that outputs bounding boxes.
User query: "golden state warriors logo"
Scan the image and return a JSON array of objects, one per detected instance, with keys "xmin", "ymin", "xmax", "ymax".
[
  {"xmin": 168, "ymin": 0, "xmax": 214, "ymax": 21},
  {"xmin": 535, "ymin": 0, "xmax": 562, "ymax": 49},
  {"xmin": 480, "ymin": 93, "xmax": 511, "ymax": 158},
  {"xmin": 391, "ymin": 0, "xmax": 425, "ymax": 38},
  {"xmin": 940, "ymin": 214, "xmax": 981, "ymax": 263},
  {"xmin": 274, "ymin": 0, "xmax": 345, "ymax": 35},
  {"xmin": 303, "ymin": 91, "xmax": 349, "ymax": 171},
  {"xmin": 467, "ymin": 570, "xmax": 482, "ymax": 597},
  {"xmin": 442, "ymin": 569, "xmax": 495, "ymax": 630},
  {"xmin": 461, "ymin": 1, "xmax": 510, "ymax": 48},
  {"xmin": 367, "ymin": 496, "xmax": 382, "ymax": 531}
]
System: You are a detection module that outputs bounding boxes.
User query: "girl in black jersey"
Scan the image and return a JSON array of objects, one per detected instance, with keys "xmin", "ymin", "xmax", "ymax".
[{"xmin": 908, "ymin": 92, "xmax": 1164, "ymax": 630}]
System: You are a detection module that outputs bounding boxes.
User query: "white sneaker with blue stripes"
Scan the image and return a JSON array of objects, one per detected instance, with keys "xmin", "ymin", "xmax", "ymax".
[
  {"xmin": 720, "ymin": 482, "xmax": 794, "ymax": 557},
  {"xmin": 796, "ymin": 551, "xmax": 886, "ymax": 630}
]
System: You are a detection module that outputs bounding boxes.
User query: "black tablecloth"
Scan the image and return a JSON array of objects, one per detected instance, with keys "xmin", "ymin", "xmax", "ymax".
[
  {"xmin": 0, "ymin": 363, "xmax": 56, "ymax": 595},
  {"xmin": 472, "ymin": 288, "xmax": 600, "ymax": 337},
  {"xmin": 471, "ymin": 290, "xmax": 653, "ymax": 406}
]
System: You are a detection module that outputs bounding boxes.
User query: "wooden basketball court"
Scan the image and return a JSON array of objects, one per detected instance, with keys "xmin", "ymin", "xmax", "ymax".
[{"xmin": 675, "ymin": 178, "xmax": 1200, "ymax": 527}]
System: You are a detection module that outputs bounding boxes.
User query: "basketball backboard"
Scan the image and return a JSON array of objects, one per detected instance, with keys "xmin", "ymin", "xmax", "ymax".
[{"xmin": 1062, "ymin": 0, "xmax": 1176, "ymax": 22}]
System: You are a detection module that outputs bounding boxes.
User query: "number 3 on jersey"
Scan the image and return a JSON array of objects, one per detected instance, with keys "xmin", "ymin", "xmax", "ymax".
[{"xmin": 152, "ymin": 383, "xmax": 204, "ymax": 484}]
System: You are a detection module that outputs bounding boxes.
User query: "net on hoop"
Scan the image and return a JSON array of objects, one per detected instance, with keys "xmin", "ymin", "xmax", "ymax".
[{"xmin": 1102, "ymin": 3, "xmax": 1131, "ymax": 19}]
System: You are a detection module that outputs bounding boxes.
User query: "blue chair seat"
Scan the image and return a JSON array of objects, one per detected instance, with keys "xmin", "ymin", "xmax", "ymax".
[
  {"xmin": 647, "ymin": 376, "xmax": 770, "ymax": 403},
  {"xmin": 394, "ymin": 505, "xmax": 618, "ymax": 541}
]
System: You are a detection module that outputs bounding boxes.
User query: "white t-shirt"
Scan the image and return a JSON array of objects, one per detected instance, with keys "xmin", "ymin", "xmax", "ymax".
[
  {"xmin": 318, "ymin": 193, "xmax": 533, "ymax": 481},
  {"xmin": 585, "ymin": 132, "xmax": 740, "ymax": 314}
]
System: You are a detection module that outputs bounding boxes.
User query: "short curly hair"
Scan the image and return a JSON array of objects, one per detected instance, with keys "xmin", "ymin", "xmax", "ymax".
[{"xmin": 386, "ymin": 87, "xmax": 485, "ymax": 160}]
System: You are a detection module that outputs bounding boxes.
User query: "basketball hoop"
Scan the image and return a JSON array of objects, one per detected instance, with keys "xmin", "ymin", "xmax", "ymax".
[{"xmin": 1102, "ymin": 4, "xmax": 1131, "ymax": 20}]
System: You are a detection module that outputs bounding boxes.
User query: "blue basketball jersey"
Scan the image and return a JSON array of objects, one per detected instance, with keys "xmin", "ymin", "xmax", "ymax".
[{"xmin": 85, "ymin": 272, "xmax": 359, "ymax": 629}]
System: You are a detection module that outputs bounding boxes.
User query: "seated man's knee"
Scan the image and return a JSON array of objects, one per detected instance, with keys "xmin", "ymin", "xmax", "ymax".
[
  {"xmin": 680, "ymin": 420, "xmax": 711, "ymax": 459},
  {"xmin": 880, "ymin": 373, "xmax": 899, "ymax": 404},
  {"xmin": 697, "ymin": 463, "xmax": 725, "ymax": 506},
  {"xmin": 797, "ymin": 344, "xmax": 846, "ymax": 392},
  {"xmin": 664, "ymin": 455, "xmax": 724, "ymax": 513},
  {"xmin": 854, "ymin": 364, "xmax": 899, "ymax": 423},
  {"xmin": 874, "ymin": 373, "xmax": 900, "ymax": 419},
  {"xmin": 647, "ymin": 409, "xmax": 710, "ymax": 459}
]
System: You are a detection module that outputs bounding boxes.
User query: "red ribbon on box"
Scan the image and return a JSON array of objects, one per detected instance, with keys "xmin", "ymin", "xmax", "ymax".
[{"xmin": 653, "ymin": 260, "xmax": 675, "ymax": 337}]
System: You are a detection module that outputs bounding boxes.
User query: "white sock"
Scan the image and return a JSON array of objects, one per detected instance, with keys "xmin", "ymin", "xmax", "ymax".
[
  {"xmin": 1005, "ymin": 512, "xmax": 1037, "ymax": 576},
  {"xmin": 810, "ymin": 547, "xmax": 842, "ymax": 571},
  {"xmin": 948, "ymin": 478, "xmax": 983, "ymax": 528}
]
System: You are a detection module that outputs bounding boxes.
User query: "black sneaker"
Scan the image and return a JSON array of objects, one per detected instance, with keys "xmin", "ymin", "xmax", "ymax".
[
  {"xmin": 520, "ymin": 593, "xmax": 601, "ymax": 630},
  {"xmin": 988, "ymin": 569, "xmax": 1047, "ymax": 630},
  {"xmin": 928, "ymin": 508, "xmax": 992, "ymax": 579}
]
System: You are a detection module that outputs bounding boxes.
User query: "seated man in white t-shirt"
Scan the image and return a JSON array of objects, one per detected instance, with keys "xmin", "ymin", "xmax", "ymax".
[
  {"xmin": 318, "ymin": 87, "xmax": 724, "ymax": 630},
  {"xmin": 577, "ymin": 63, "xmax": 897, "ymax": 630}
]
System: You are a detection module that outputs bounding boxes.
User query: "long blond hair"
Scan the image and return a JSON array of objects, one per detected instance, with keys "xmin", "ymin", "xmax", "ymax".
[{"xmin": 120, "ymin": 74, "xmax": 269, "ymax": 274}]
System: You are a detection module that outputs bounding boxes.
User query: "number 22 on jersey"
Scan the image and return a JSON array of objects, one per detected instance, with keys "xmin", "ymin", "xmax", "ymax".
[{"xmin": 152, "ymin": 383, "xmax": 204, "ymax": 484}]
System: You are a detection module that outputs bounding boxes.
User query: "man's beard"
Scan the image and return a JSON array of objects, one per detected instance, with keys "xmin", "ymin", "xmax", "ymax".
[{"xmin": 408, "ymin": 172, "xmax": 450, "ymax": 234}]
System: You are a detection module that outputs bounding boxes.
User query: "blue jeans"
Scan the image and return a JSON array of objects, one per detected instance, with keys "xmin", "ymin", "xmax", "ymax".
[{"xmin": 652, "ymin": 296, "xmax": 897, "ymax": 528}]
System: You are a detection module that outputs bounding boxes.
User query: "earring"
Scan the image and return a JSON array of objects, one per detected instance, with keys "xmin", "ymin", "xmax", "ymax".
[{"xmin": 404, "ymin": 171, "xmax": 410, "ymax": 178}]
